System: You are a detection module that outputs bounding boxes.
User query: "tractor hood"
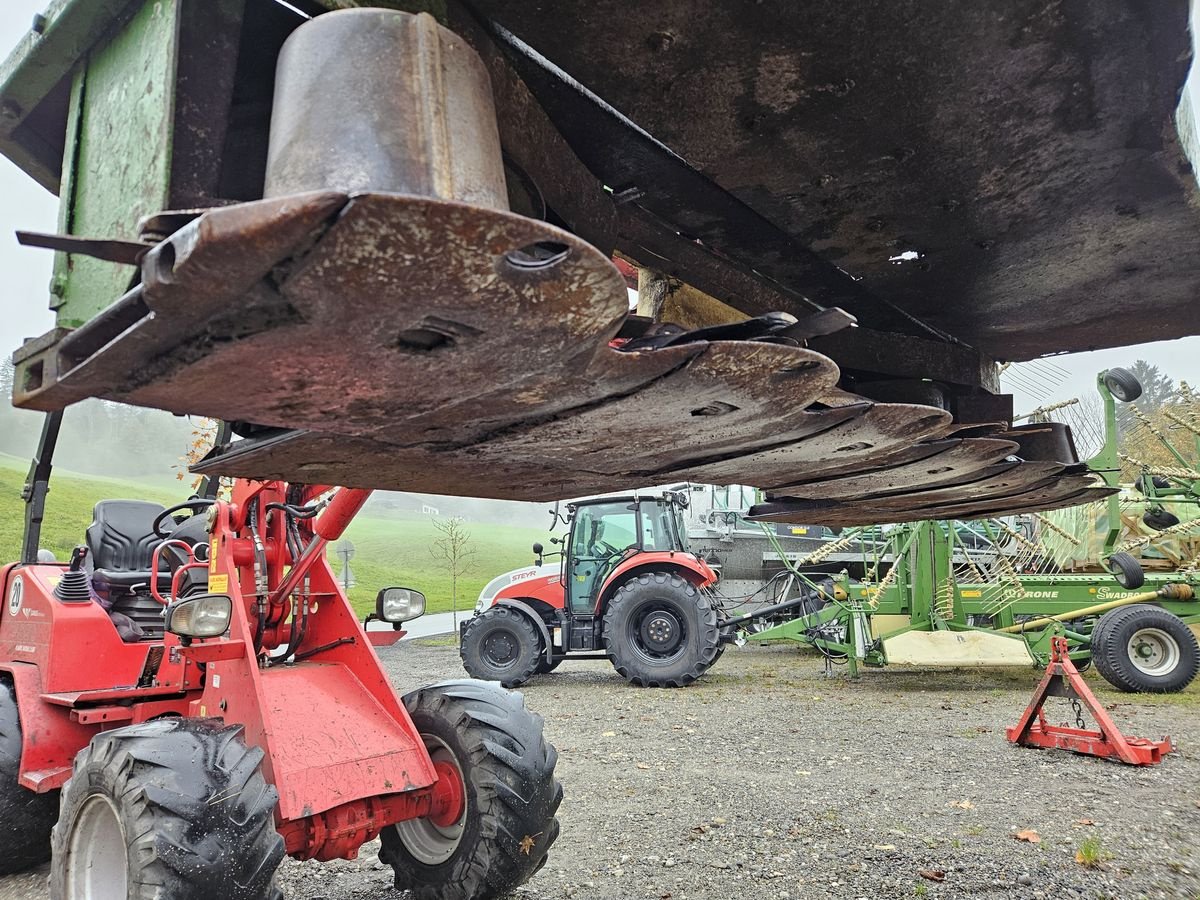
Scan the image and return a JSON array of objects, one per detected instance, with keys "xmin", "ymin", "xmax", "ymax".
[{"xmin": 476, "ymin": 563, "xmax": 562, "ymax": 612}]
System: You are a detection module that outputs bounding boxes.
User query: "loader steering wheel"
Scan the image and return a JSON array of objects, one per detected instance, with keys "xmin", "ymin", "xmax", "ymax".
[{"xmin": 153, "ymin": 499, "xmax": 216, "ymax": 538}]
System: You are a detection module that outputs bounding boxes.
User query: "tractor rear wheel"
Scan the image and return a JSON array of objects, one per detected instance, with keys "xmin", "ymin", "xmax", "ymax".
[
  {"xmin": 50, "ymin": 719, "xmax": 284, "ymax": 900},
  {"xmin": 603, "ymin": 571, "xmax": 721, "ymax": 687},
  {"xmin": 381, "ymin": 681, "xmax": 562, "ymax": 900},
  {"xmin": 1091, "ymin": 604, "xmax": 1200, "ymax": 693},
  {"xmin": 461, "ymin": 606, "xmax": 542, "ymax": 687},
  {"xmin": 0, "ymin": 678, "xmax": 58, "ymax": 874}
]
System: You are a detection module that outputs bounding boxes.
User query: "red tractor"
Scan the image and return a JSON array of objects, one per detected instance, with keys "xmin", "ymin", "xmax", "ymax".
[
  {"xmin": 0, "ymin": 414, "xmax": 561, "ymax": 899},
  {"xmin": 461, "ymin": 493, "xmax": 728, "ymax": 687}
]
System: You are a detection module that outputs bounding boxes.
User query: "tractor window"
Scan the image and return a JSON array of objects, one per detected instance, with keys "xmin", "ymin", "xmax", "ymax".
[
  {"xmin": 641, "ymin": 503, "xmax": 688, "ymax": 552},
  {"xmin": 571, "ymin": 504, "xmax": 637, "ymax": 558}
]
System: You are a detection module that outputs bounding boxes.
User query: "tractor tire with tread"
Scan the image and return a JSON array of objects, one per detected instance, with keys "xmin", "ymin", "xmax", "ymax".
[
  {"xmin": 461, "ymin": 606, "xmax": 542, "ymax": 687},
  {"xmin": 535, "ymin": 655, "xmax": 564, "ymax": 675},
  {"xmin": 603, "ymin": 571, "xmax": 721, "ymax": 687},
  {"xmin": 0, "ymin": 677, "xmax": 58, "ymax": 875},
  {"xmin": 50, "ymin": 718, "xmax": 284, "ymax": 900},
  {"xmin": 1091, "ymin": 604, "xmax": 1199, "ymax": 693},
  {"xmin": 380, "ymin": 680, "xmax": 562, "ymax": 900}
]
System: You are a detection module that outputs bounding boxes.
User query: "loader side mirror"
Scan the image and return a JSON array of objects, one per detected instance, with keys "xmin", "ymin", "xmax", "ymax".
[{"xmin": 377, "ymin": 587, "xmax": 425, "ymax": 624}]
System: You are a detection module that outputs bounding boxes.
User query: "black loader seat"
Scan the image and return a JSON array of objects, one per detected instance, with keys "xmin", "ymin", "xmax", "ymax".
[
  {"xmin": 86, "ymin": 500, "xmax": 177, "ymax": 641},
  {"xmin": 86, "ymin": 500, "xmax": 169, "ymax": 592}
]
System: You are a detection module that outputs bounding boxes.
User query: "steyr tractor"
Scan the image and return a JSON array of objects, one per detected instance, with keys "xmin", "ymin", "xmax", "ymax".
[
  {"xmin": 0, "ymin": 414, "xmax": 561, "ymax": 899},
  {"xmin": 461, "ymin": 492, "xmax": 820, "ymax": 688},
  {"xmin": 461, "ymin": 493, "xmax": 722, "ymax": 687}
]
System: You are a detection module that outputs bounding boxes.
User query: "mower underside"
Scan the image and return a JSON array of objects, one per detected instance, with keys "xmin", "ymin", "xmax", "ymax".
[{"xmin": 11, "ymin": 188, "xmax": 1112, "ymax": 522}]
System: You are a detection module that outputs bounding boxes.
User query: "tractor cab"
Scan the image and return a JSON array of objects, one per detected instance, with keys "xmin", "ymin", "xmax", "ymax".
[
  {"xmin": 560, "ymin": 495, "xmax": 691, "ymax": 616},
  {"xmin": 462, "ymin": 491, "xmax": 724, "ymax": 687}
]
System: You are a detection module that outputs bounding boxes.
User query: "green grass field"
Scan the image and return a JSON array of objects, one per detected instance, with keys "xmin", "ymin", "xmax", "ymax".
[{"xmin": 0, "ymin": 456, "xmax": 545, "ymax": 617}]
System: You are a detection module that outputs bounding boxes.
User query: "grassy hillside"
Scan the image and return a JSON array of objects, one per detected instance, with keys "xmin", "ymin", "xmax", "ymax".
[
  {"xmin": 0, "ymin": 457, "xmax": 545, "ymax": 617},
  {"xmin": 336, "ymin": 515, "xmax": 545, "ymax": 616}
]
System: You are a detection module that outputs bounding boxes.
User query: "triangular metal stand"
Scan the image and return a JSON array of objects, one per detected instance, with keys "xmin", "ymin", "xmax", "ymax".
[{"xmin": 1006, "ymin": 637, "xmax": 1174, "ymax": 766}]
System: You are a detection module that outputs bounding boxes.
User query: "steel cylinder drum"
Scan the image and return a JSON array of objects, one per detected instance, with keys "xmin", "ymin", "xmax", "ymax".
[{"xmin": 265, "ymin": 8, "xmax": 508, "ymax": 210}]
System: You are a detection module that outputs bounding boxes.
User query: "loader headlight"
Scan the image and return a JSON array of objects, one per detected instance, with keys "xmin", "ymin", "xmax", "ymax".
[
  {"xmin": 377, "ymin": 587, "xmax": 425, "ymax": 624},
  {"xmin": 164, "ymin": 593, "xmax": 232, "ymax": 639}
]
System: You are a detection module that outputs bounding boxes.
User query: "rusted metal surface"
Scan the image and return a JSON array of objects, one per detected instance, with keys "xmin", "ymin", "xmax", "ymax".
[
  {"xmin": 12, "ymin": 191, "xmax": 348, "ymax": 410},
  {"xmin": 9, "ymin": 179, "xmax": 1107, "ymax": 519},
  {"xmin": 266, "ymin": 9, "xmax": 507, "ymax": 210},
  {"xmin": 677, "ymin": 403, "xmax": 953, "ymax": 488},
  {"xmin": 15, "ymin": 230, "xmax": 149, "ymax": 266},
  {"xmin": 12, "ymin": 191, "xmax": 630, "ymax": 432},
  {"xmin": 751, "ymin": 482, "xmax": 1114, "ymax": 528},
  {"xmin": 771, "ymin": 439, "xmax": 1021, "ymax": 498},
  {"xmin": 464, "ymin": 0, "xmax": 1199, "ymax": 361}
]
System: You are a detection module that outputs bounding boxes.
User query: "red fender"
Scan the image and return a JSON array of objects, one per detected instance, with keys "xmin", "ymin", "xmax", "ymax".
[{"xmin": 597, "ymin": 552, "xmax": 718, "ymax": 612}]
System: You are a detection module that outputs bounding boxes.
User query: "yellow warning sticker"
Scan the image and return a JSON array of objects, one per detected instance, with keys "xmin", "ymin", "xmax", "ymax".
[
  {"xmin": 961, "ymin": 589, "xmax": 982, "ymax": 598},
  {"xmin": 210, "ymin": 536, "xmax": 220, "ymax": 572},
  {"xmin": 209, "ymin": 573, "xmax": 229, "ymax": 593}
]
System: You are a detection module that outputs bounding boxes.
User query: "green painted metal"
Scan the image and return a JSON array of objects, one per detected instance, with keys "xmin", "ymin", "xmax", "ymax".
[
  {"xmin": 52, "ymin": 0, "xmax": 179, "ymax": 327},
  {"xmin": 0, "ymin": 0, "xmax": 140, "ymax": 193}
]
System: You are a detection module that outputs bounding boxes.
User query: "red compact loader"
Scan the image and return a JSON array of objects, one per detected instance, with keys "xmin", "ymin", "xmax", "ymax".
[{"xmin": 0, "ymin": 413, "xmax": 561, "ymax": 899}]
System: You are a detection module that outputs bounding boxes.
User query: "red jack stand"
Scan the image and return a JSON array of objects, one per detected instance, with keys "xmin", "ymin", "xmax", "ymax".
[{"xmin": 1007, "ymin": 637, "xmax": 1174, "ymax": 766}]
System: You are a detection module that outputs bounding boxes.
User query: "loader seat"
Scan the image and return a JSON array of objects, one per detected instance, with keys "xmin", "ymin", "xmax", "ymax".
[{"xmin": 86, "ymin": 500, "xmax": 171, "ymax": 592}]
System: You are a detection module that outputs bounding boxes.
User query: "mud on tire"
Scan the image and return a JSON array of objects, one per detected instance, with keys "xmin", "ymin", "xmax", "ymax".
[
  {"xmin": 50, "ymin": 718, "xmax": 284, "ymax": 900},
  {"xmin": 380, "ymin": 680, "xmax": 562, "ymax": 900},
  {"xmin": 603, "ymin": 570, "xmax": 721, "ymax": 687},
  {"xmin": 0, "ymin": 677, "xmax": 58, "ymax": 875}
]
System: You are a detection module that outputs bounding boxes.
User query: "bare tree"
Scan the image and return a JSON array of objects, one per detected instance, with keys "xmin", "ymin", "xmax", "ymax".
[{"xmin": 431, "ymin": 516, "xmax": 477, "ymax": 639}]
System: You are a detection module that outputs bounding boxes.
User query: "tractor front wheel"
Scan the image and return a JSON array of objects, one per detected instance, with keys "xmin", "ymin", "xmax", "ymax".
[
  {"xmin": 381, "ymin": 681, "xmax": 562, "ymax": 900},
  {"xmin": 0, "ymin": 678, "xmax": 58, "ymax": 874},
  {"xmin": 603, "ymin": 571, "xmax": 721, "ymax": 687},
  {"xmin": 460, "ymin": 606, "xmax": 543, "ymax": 687},
  {"xmin": 50, "ymin": 719, "xmax": 284, "ymax": 900}
]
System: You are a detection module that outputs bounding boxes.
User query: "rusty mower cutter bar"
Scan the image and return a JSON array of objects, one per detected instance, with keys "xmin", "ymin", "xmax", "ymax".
[
  {"xmin": 462, "ymin": 491, "xmax": 842, "ymax": 687},
  {"xmin": 0, "ymin": 411, "xmax": 562, "ymax": 899},
  {"xmin": 0, "ymin": 2, "xmax": 1116, "ymax": 524}
]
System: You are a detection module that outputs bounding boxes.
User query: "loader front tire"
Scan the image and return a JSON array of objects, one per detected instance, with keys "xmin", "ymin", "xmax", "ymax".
[
  {"xmin": 603, "ymin": 571, "xmax": 721, "ymax": 687},
  {"xmin": 51, "ymin": 718, "xmax": 284, "ymax": 900},
  {"xmin": 381, "ymin": 680, "xmax": 562, "ymax": 900},
  {"xmin": 0, "ymin": 677, "xmax": 58, "ymax": 874}
]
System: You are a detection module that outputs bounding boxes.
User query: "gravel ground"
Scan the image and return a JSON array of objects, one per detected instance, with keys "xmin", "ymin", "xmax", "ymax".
[{"xmin": 2, "ymin": 640, "xmax": 1197, "ymax": 900}]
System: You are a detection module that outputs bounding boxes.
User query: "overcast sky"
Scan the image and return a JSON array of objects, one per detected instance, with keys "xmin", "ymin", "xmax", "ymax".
[{"xmin": 1, "ymin": 1, "xmax": 1198, "ymax": 421}]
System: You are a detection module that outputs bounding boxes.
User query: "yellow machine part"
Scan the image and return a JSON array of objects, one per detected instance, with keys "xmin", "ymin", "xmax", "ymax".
[{"xmin": 883, "ymin": 630, "xmax": 1034, "ymax": 668}]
